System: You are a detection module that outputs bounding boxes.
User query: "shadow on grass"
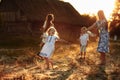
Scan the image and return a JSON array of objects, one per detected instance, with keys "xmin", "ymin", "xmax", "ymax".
[
  {"xmin": 86, "ymin": 65, "xmax": 107, "ymax": 80},
  {"xmin": 51, "ymin": 67, "xmax": 76, "ymax": 80}
]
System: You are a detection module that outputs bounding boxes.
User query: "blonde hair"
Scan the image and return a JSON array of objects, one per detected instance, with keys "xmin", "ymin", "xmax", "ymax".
[
  {"xmin": 97, "ymin": 10, "xmax": 108, "ymax": 30},
  {"xmin": 46, "ymin": 27, "xmax": 59, "ymax": 38},
  {"xmin": 97, "ymin": 10, "xmax": 106, "ymax": 20}
]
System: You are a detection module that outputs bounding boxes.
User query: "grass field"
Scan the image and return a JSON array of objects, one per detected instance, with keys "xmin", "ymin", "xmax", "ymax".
[{"xmin": 0, "ymin": 40, "xmax": 120, "ymax": 80}]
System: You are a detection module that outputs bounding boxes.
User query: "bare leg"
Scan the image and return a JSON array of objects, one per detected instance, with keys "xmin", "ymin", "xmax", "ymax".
[
  {"xmin": 80, "ymin": 52, "xmax": 83, "ymax": 58},
  {"xmin": 100, "ymin": 52, "xmax": 106, "ymax": 65},
  {"xmin": 45, "ymin": 58, "xmax": 50, "ymax": 69},
  {"xmin": 84, "ymin": 52, "xmax": 86, "ymax": 59},
  {"xmin": 49, "ymin": 59, "xmax": 53, "ymax": 69},
  {"xmin": 38, "ymin": 55, "xmax": 44, "ymax": 60}
]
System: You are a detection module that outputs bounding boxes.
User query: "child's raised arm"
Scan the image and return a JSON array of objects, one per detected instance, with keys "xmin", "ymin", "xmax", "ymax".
[{"xmin": 87, "ymin": 31, "xmax": 96, "ymax": 37}]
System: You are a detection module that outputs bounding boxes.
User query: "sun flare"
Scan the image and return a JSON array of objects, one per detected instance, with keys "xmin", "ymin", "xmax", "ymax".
[{"xmin": 63, "ymin": 0, "xmax": 115, "ymax": 20}]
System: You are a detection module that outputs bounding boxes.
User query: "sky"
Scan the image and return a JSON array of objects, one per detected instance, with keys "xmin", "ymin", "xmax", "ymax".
[{"xmin": 63, "ymin": 0, "xmax": 115, "ymax": 20}]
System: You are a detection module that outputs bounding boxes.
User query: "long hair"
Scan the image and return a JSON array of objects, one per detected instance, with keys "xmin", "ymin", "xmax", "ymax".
[
  {"xmin": 97, "ymin": 10, "xmax": 108, "ymax": 30},
  {"xmin": 97, "ymin": 10, "xmax": 106, "ymax": 20},
  {"xmin": 43, "ymin": 14, "xmax": 54, "ymax": 32}
]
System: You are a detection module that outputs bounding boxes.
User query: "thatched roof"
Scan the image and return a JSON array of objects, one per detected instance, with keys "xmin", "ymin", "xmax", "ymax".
[{"xmin": 0, "ymin": 0, "xmax": 82, "ymax": 25}]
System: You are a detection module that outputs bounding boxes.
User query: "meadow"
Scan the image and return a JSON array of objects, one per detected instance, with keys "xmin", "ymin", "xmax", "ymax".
[{"xmin": 0, "ymin": 38, "xmax": 120, "ymax": 80}]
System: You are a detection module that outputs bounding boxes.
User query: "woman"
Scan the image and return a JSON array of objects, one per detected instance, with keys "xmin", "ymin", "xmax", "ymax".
[{"xmin": 88, "ymin": 10, "xmax": 109, "ymax": 65}]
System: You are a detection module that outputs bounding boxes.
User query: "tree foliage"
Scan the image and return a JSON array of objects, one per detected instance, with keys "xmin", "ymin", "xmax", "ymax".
[
  {"xmin": 110, "ymin": 0, "xmax": 120, "ymax": 38},
  {"xmin": 80, "ymin": 14, "xmax": 96, "ymax": 27}
]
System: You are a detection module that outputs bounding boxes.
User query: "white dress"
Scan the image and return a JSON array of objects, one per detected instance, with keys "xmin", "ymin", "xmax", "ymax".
[{"xmin": 39, "ymin": 35, "xmax": 58, "ymax": 58}]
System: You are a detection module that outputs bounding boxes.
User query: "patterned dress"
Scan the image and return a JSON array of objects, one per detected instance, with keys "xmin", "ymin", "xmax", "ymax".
[
  {"xmin": 39, "ymin": 35, "xmax": 58, "ymax": 58},
  {"xmin": 96, "ymin": 19, "xmax": 109, "ymax": 53}
]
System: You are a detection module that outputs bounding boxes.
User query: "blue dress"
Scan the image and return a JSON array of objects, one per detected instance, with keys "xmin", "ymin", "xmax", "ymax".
[{"xmin": 96, "ymin": 19, "xmax": 109, "ymax": 53}]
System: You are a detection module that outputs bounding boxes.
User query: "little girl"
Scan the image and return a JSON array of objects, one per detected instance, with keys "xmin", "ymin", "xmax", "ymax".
[
  {"xmin": 38, "ymin": 14, "xmax": 54, "ymax": 59},
  {"xmin": 39, "ymin": 26, "xmax": 60, "ymax": 69},
  {"xmin": 79, "ymin": 27, "xmax": 95, "ymax": 59}
]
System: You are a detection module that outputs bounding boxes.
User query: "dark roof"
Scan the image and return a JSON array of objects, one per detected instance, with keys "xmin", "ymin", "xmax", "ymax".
[
  {"xmin": 0, "ymin": 0, "xmax": 82, "ymax": 25},
  {"xmin": 0, "ymin": 0, "xmax": 18, "ymax": 11}
]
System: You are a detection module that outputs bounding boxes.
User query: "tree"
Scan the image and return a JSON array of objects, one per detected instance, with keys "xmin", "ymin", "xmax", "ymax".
[{"xmin": 110, "ymin": 0, "xmax": 120, "ymax": 38}]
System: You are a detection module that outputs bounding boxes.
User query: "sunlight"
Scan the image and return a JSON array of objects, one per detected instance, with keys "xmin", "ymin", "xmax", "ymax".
[{"xmin": 63, "ymin": 0, "xmax": 115, "ymax": 20}]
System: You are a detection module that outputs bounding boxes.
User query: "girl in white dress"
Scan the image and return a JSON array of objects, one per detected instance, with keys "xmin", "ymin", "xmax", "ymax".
[
  {"xmin": 39, "ymin": 26, "xmax": 59, "ymax": 69},
  {"xmin": 39, "ymin": 14, "xmax": 54, "ymax": 59},
  {"xmin": 79, "ymin": 27, "xmax": 95, "ymax": 59}
]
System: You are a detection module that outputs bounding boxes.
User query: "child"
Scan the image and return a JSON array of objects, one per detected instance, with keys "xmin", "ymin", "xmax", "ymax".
[
  {"xmin": 39, "ymin": 26, "xmax": 62, "ymax": 69},
  {"xmin": 79, "ymin": 27, "xmax": 95, "ymax": 59},
  {"xmin": 38, "ymin": 14, "xmax": 54, "ymax": 59}
]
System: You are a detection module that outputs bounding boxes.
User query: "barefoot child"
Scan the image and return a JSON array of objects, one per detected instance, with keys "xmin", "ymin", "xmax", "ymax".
[
  {"xmin": 79, "ymin": 27, "xmax": 96, "ymax": 59},
  {"xmin": 39, "ymin": 26, "xmax": 65, "ymax": 69},
  {"xmin": 38, "ymin": 14, "xmax": 54, "ymax": 59}
]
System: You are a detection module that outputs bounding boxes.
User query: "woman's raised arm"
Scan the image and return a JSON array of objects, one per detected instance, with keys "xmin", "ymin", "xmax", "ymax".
[{"xmin": 87, "ymin": 22, "xmax": 97, "ymax": 31}]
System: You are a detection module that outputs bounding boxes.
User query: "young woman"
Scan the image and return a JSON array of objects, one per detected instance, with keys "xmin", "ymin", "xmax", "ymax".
[{"xmin": 88, "ymin": 10, "xmax": 109, "ymax": 65}]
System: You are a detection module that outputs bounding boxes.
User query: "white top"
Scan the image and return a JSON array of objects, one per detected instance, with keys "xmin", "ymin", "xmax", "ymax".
[
  {"xmin": 40, "ymin": 35, "xmax": 59, "ymax": 58},
  {"xmin": 46, "ymin": 35, "xmax": 59, "ymax": 45},
  {"xmin": 79, "ymin": 33, "xmax": 89, "ymax": 46}
]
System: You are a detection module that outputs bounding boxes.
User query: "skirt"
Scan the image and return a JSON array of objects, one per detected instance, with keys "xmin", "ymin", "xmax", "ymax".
[
  {"xmin": 39, "ymin": 43, "xmax": 54, "ymax": 58},
  {"xmin": 97, "ymin": 32, "xmax": 109, "ymax": 53}
]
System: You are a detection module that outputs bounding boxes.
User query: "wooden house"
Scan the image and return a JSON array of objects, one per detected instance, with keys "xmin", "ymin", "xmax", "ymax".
[{"xmin": 0, "ymin": 0, "xmax": 83, "ymax": 41}]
